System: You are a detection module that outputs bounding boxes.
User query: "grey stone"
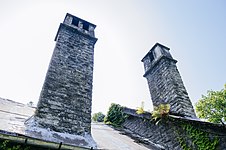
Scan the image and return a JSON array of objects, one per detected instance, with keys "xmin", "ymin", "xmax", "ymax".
[
  {"xmin": 123, "ymin": 107, "xmax": 226, "ymax": 150},
  {"xmin": 120, "ymin": 43, "xmax": 226, "ymax": 149},
  {"xmin": 142, "ymin": 43, "xmax": 196, "ymax": 118},
  {"xmin": 25, "ymin": 13, "xmax": 97, "ymax": 148}
]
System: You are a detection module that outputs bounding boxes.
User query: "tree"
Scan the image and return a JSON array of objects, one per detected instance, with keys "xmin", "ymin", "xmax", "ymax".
[
  {"xmin": 104, "ymin": 103, "xmax": 127, "ymax": 126},
  {"xmin": 195, "ymin": 84, "xmax": 226, "ymax": 124},
  {"xmin": 92, "ymin": 112, "xmax": 105, "ymax": 122}
]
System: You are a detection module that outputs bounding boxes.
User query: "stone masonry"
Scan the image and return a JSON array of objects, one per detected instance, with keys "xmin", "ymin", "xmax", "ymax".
[
  {"xmin": 122, "ymin": 108, "xmax": 226, "ymax": 150},
  {"xmin": 142, "ymin": 43, "xmax": 196, "ymax": 118},
  {"xmin": 119, "ymin": 43, "xmax": 226, "ymax": 150},
  {"xmin": 25, "ymin": 13, "xmax": 97, "ymax": 148}
]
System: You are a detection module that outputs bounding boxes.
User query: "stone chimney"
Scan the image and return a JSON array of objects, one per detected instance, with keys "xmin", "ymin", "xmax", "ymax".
[
  {"xmin": 142, "ymin": 43, "xmax": 196, "ymax": 118},
  {"xmin": 25, "ymin": 13, "xmax": 97, "ymax": 148}
]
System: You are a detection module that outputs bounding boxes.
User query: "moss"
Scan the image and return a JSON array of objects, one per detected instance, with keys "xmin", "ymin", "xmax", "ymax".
[
  {"xmin": 175, "ymin": 122, "xmax": 219, "ymax": 150},
  {"xmin": 0, "ymin": 140, "xmax": 30, "ymax": 150}
]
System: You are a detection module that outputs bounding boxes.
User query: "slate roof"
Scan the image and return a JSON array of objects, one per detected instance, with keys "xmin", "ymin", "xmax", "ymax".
[{"xmin": 0, "ymin": 98, "xmax": 90, "ymax": 150}]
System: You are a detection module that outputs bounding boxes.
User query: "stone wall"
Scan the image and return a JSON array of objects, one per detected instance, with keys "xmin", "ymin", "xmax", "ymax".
[
  {"xmin": 25, "ymin": 13, "xmax": 98, "ymax": 148},
  {"xmin": 145, "ymin": 57, "xmax": 196, "ymax": 118},
  {"xmin": 142, "ymin": 43, "xmax": 196, "ymax": 118},
  {"xmin": 35, "ymin": 23, "xmax": 97, "ymax": 135},
  {"xmin": 122, "ymin": 108, "xmax": 226, "ymax": 150}
]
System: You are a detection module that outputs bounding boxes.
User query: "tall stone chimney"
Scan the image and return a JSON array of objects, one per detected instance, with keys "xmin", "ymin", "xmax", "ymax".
[
  {"xmin": 25, "ymin": 13, "xmax": 97, "ymax": 148},
  {"xmin": 142, "ymin": 43, "xmax": 196, "ymax": 118}
]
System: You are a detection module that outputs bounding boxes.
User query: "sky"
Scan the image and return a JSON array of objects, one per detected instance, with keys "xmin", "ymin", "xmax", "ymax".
[{"xmin": 0, "ymin": 0, "xmax": 225, "ymax": 114}]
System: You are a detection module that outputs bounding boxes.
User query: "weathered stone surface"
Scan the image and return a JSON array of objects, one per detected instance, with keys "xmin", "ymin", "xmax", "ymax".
[
  {"xmin": 122, "ymin": 43, "xmax": 226, "ymax": 149},
  {"xmin": 142, "ymin": 43, "xmax": 196, "ymax": 118},
  {"xmin": 123, "ymin": 108, "xmax": 226, "ymax": 150},
  {"xmin": 25, "ymin": 13, "xmax": 97, "ymax": 148}
]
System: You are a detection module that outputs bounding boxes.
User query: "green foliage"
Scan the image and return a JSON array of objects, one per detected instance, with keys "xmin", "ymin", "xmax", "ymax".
[
  {"xmin": 136, "ymin": 101, "xmax": 145, "ymax": 114},
  {"xmin": 104, "ymin": 103, "xmax": 127, "ymax": 127},
  {"xmin": 176, "ymin": 123, "xmax": 219, "ymax": 150},
  {"xmin": 92, "ymin": 112, "xmax": 105, "ymax": 122},
  {"xmin": 0, "ymin": 140, "xmax": 30, "ymax": 150},
  {"xmin": 195, "ymin": 84, "xmax": 226, "ymax": 124},
  {"xmin": 152, "ymin": 104, "xmax": 170, "ymax": 124}
]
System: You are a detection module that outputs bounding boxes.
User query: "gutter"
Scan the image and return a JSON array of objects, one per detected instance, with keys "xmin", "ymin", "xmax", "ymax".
[{"xmin": 0, "ymin": 130, "xmax": 91, "ymax": 150}]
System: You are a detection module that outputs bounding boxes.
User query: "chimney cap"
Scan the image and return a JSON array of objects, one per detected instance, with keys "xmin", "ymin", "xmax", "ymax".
[
  {"xmin": 141, "ymin": 43, "xmax": 170, "ymax": 62},
  {"xmin": 65, "ymin": 13, "xmax": 96, "ymax": 28}
]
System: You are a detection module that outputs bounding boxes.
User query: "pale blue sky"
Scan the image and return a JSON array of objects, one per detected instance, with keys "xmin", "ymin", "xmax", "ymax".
[{"xmin": 0, "ymin": 0, "xmax": 225, "ymax": 114}]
